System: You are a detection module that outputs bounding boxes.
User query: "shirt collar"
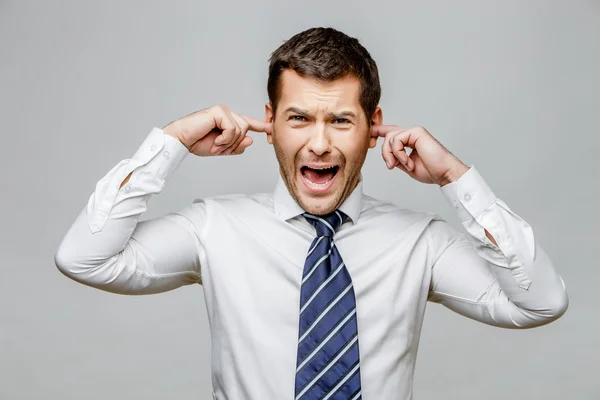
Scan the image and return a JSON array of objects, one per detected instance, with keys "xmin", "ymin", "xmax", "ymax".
[{"xmin": 272, "ymin": 173, "xmax": 364, "ymax": 224}]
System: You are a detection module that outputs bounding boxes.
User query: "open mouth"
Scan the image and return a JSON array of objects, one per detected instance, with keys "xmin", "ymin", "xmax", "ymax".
[{"xmin": 300, "ymin": 165, "xmax": 340, "ymax": 186}]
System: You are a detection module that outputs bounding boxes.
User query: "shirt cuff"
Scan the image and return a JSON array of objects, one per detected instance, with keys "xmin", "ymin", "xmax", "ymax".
[
  {"xmin": 130, "ymin": 127, "xmax": 190, "ymax": 182},
  {"xmin": 87, "ymin": 128, "xmax": 189, "ymax": 233},
  {"xmin": 439, "ymin": 165, "xmax": 497, "ymax": 222}
]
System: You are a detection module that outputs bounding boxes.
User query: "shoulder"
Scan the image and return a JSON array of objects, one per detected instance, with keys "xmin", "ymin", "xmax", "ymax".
[
  {"xmin": 360, "ymin": 193, "xmax": 443, "ymax": 225},
  {"xmin": 361, "ymin": 194, "xmax": 469, "ymax": 253},
  {"xmin": 166, "ymin": 192, "xmax": 273, "ymax": 235},
  {"xmin": 190, "ymin": 192, "xmax": 274, "ymax": 216},
  {"xmin": 355, "ymin": 194, "xmax": 452, "ymax": 247}
]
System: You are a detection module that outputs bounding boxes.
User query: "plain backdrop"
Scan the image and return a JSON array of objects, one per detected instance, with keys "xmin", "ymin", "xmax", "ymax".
[{"xmin": 1, "ymin": 1, "xmax": 599, "ymax": 399}]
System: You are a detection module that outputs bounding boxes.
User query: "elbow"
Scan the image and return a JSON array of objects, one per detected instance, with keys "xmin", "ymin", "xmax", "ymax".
[
  {"xmin": 54, "ymin": 245, "xmax": 115, "ymax": 292},
  {"xmin": 54, "ymin": 245, "xmax": 77, "ymax": 280},
  {"xmin": 508, "ymin": 290, "xmax": 568, "ymax": 329},
  {"xmin": 54, "ymin": 245, "xmax": 143, "ymax": 295},
  {"xmin": 54, "ymin": 242, "xmax": 89, "ymax": 282},
  {"xmin": 530, "ymin": 281, "xmax": 569, "ymax": 326},
  {"xmin": 547, "ymin": 279, "xmax": 569, "ymax": 322}
]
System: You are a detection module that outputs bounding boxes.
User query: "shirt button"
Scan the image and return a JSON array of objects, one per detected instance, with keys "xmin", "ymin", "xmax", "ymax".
[
  {"xmin": 150, "ymin": 144, "xmax": 157, "ymax": 151},
  {"xmin": 464, "ymin": 193, "xmax": 472, "ymax": 201},
  {"xmin": 163, "ymin": 151, "xmax": 170, "ymax": 159},
  {"xmin": 125, "ymin": 185, "xmax": 131, "ymax": 192},
  {"xmin": 453, "ymin": 200, "xmax": 460, "ymax": 209}
]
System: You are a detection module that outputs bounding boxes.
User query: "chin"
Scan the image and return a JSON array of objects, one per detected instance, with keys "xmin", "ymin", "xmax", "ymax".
[{"xmin": 298, "ymin": 196, "xmax": 340, "ymax": 216}]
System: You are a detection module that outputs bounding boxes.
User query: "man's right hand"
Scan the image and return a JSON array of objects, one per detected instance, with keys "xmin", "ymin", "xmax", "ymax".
[{"xmin": 162, "ymin": 104, "xmax": 272, "ymax": 157}]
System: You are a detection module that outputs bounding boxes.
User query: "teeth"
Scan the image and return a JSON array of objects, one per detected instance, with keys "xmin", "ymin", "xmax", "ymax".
[
  {"xmin": 304, "ymin": 175, "xmax": 333, "ymax": 186},
  {"xmin": 300, "ymin": 165, "xmax": 339, "ymax": 187}
]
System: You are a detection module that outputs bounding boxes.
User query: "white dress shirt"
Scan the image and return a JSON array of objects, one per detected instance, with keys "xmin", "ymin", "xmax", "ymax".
[{"xmin": 55, "ymin": 127, "xmax": 569, "ymax": 400}]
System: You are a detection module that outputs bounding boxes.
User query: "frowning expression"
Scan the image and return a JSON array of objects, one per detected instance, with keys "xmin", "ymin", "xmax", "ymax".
[{"xmin": 265, "ymin": 69, "xmax": 381, "ymax": 215}]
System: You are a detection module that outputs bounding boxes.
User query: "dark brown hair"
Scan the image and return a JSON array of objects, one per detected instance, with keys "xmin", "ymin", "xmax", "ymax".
[{"xmin": 267, "ymin": 27, "xmax": 381, "ymax": 125}]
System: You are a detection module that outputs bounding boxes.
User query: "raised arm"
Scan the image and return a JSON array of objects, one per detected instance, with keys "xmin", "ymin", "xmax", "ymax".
[
  {"xmin": 370, "ymin": 124, "xmax": 568, "ymax": 327},
  {"xmin": 427, "ymin": 166, "xmax": 568, "ymax": 328},
  {"xmin": 54, "ymin": 128, "xmax": 202, "ymax": 294},
  {"xmin": 54, "ymin": 104, "xmax": 272, "ymax": 295}
]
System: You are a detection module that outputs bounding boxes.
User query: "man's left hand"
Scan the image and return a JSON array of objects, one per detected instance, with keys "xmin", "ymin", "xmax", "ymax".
[{"xmin": 371, "ymin": 125, "xmax": 470, "ymax": 187}]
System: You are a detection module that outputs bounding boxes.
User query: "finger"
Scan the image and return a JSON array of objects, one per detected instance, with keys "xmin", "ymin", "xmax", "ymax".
[
  {"xmin": 371, "ymin": 124, "xmax": 405, "ymax": 138},
  {"xmin": 382, "ymin": 131, "xmax": 399, "ymax": 169},
  {"xmin": 393, "ymin": 129, "xmax": 419, "ymax": 170},
  {"xmin": 242, "ymin": 115, "xmax": 273, "ymax": 134},
  {"xmin": 197, "ymin": 131, "xmax": 222, "ymax": 156},
  {"xmin": 394, "ymin": 159, "xmax": 412, "ymax": 174},
  {"xmin": 391, "ymin": 134, "xmax": 410, "ymax": 167},
  {"xmin": 225, "ymin": 113, "xmax": 250, "ymax": 155},
  {"xmin": 230, "ymin": 136, "xmax": 253, "ymax": 155},
  {"xmin": 212, "ymin": 106, "xmax": 239, "ymax": 147},
  {"xmin": 216, "ymin": 107, "xmax": 242, "ymax": 153},
  {"xmin": 224, "ymin": 108, "xmax": 242, "ymax": 153}
]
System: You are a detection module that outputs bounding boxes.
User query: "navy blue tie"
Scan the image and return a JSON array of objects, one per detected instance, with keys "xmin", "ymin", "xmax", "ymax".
[{"xmin": 294, "ymin": 210, "xmax": 362, "ymax": 400}]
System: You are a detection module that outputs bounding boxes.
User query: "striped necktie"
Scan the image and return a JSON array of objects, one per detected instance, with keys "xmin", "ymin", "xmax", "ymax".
[{"xmin": 294, "ymin": 210, "xmax": 362, "ymax": 400}]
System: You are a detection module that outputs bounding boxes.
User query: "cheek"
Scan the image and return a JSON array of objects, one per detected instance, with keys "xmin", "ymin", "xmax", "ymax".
[
  {"xmin": 338, "ymin": 137, "xmax": 369, "ymax": 165},
  {"xmin": 273, "ymin": 129, "xmax": 303, "ymax": 162}
]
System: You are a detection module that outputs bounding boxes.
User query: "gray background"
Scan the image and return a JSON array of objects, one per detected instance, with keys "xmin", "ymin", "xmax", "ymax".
[{"xmin": 1, "ymin": 0, "xmax": 598, "ymax": 399}]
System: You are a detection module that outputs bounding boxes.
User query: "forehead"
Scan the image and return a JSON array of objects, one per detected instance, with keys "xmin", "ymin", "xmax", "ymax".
[{"xmin": 278, "ymin": 69, "xmax": 361, "ymax": 111}]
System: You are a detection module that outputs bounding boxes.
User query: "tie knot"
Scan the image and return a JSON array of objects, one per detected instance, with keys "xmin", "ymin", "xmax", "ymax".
[{"xmin": 303, "ymin": 210, "xmax": 347, "ymax": 237}]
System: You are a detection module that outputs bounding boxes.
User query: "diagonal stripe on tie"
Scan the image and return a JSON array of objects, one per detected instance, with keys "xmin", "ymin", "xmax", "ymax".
[
  {"xmin": 302, "ymin": 240, "xmax": 334, "ymax": 285},
  {"xmin": 295, "ymin": 334, "xmax": 358, "ymax": 399},
  {"xmin": 299, "ymin": 246, "xmax": 349, "ymax": 337},
  {"xmin": 349, "ymin": 389, "xmax": 362, "ymax": 400},
  {"xmin": 300, "ymin": 261, "xmax": 346, "ymax": 314},
  {"xmin": 294, "ymin": 210, "xmax": 362, "ymax": 400},
  {"xmin": 322, "ymin": 360, "xmax": 361, "ymax": 399},
  {"xmin": 296, "ymin": 307, "xmax": 357, "ymax": 372},
  {"xmin": 298, "ymin": 282, "xmax": 353, "ymax": 344}
]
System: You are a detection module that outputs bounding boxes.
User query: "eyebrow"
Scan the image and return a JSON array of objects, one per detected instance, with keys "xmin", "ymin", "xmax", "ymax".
[{"xmin": 284, "ymin": 107, "xmax": 357, "ymax": 119}]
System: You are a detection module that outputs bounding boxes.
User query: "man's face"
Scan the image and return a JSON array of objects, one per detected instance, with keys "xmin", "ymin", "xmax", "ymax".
[{"xmin": 265, "ymin": 69, "xmax": 382, "ymax": 215}]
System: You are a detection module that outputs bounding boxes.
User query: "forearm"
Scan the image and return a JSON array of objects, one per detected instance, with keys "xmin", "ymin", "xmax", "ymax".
[
  {"xmin": 467, "ymin": 200, "xmax": 567, "ymax": 323},
  {"xmin": 54, "ymin": 128, "xmax": 196, "ymax": 293},
  {"xmin": 441, "ymin": 164, "xmax": 498, "ymax": 246},
  {"xmin": 117, "ymin": 131, "xmax": 186, "ymax": 189},
  {"xmin": 432, "ymin": 166, "xmax": 568, "ymax": 328}
]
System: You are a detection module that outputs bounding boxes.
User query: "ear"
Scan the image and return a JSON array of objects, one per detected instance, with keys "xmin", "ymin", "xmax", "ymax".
[
  {"xmin": 368, "ymin": 107, "xmax": 383, "ymax": 149},
  {"xmin": 265, "ymin": 102, "xmax": 274, "ymax": 145}
]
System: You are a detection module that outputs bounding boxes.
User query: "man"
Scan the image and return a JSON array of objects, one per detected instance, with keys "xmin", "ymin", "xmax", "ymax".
[{"xmin": 55, "ymin": 27, "xmax": 568, "ymax": 399}]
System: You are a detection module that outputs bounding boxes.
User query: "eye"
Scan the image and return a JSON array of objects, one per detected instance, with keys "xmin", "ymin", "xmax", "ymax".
[
  {"xmin": 333, "ymin": 118, "xmax": 351, "ymax": 124},
  {"xmin": 289, "ymin": 115, "xmax": 307, "ymax": 122}
]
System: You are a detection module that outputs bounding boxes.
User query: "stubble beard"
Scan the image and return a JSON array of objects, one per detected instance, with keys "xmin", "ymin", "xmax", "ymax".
[{"xmin": 272, "ymin": 142, "xmax": 366, "ymax": 216}]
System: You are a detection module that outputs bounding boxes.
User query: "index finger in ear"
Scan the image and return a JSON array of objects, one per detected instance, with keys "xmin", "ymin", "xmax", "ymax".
[
  {"xmin": 242, "ymin": 116, "xmax": 273, "ymax": 134},
  {"xmin": 370, "ymin": 124, "xmax": 405, "ymax": 137}
]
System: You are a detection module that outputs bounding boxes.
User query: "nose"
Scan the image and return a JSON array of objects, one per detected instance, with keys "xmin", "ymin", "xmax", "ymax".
[{"xmin": 306, "ymin": 124, "xmax": 331, "ymax": 156}]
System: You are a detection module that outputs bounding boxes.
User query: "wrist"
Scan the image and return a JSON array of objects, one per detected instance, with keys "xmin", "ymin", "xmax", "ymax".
[
  {"xmin": 162, "ymin": 120, "xmax": 181, "ymax": 138},
  {"xmin": 438, "ymin": 162, "xmax": 470, "ymax": 187},
  {"xmin": 162, "ymin": 122, "xmax": 190, "ymax": 152}
]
